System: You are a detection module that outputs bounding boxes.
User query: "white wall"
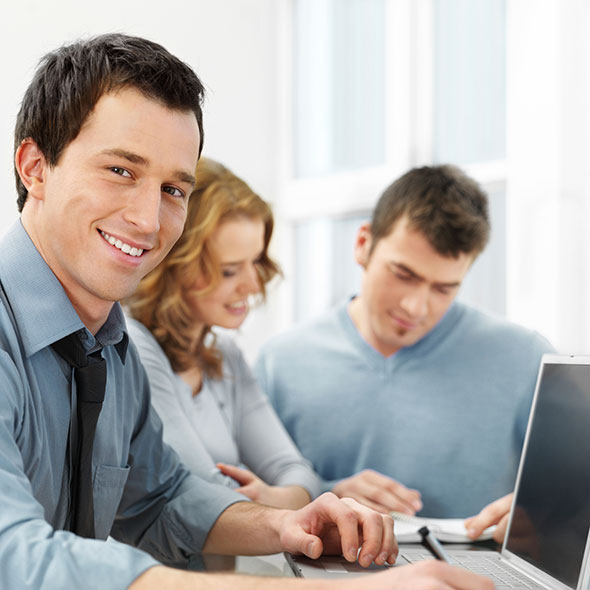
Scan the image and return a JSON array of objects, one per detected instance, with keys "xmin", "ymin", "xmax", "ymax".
[
  {"xmin": 0, "ymin": 0, "xmax": 281, "ymax": 235},
  {"xmin": 0, "ymin": 0, "xmax": 285, "ymax": 360}
]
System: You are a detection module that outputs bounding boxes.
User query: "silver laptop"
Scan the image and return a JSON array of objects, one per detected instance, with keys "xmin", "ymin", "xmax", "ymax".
[{"xmin": 287, "ymin": 355, "xmax": 590, "ymax": 589}]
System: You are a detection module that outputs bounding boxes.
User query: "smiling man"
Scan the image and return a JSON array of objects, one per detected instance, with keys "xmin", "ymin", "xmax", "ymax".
[
  {"xmin": 255, "ymin": 165, "xmax": 553, "ymax": 520},
  {"xmin": 0, "ymin": 34, "xmax": 496, "ymax": 590}
]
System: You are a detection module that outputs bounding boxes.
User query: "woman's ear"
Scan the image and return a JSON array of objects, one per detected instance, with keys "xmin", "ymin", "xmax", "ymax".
[
  {"xmin": 14, "ymin": 138, "xmax": 48, "ymax": 201},
  {"xmin": 354, "ymin": 223, "xmax": 373, "ymax": 268}
]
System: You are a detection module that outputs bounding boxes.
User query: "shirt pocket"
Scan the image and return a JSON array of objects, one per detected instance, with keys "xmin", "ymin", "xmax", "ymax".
[{"xmin": 93, "ymin": 464, "xmax": 130, "ymax": 539}]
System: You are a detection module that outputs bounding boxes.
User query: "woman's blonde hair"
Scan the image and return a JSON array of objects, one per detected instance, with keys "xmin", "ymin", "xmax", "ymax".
[{"xmin": 127, "ymin": 157, "xmax": 280, "ymax": 378}]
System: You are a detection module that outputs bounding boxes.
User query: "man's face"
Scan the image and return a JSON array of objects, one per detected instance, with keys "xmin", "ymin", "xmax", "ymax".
[
  {"xmin": 353, "ymin": 216, "xmax": 474, "ymax": 357},
  {"xmin": 19, "ymin": 87, "xmax": 200, "ymax": 328}
]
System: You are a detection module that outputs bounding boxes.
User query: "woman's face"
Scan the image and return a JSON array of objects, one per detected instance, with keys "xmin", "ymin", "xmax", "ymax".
[{"xmin": 189, "ymin": 216, "xmax": 265, "ymax": 330}]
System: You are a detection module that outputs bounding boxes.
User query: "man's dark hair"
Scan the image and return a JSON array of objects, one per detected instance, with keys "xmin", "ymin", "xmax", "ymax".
[
  {"xmin": 14, "ymin": 33, "xmax": 205, "ymax": 212},
  {"xmin": 370, "ymin": 164, "xmax": 490, "ymax": 257}
]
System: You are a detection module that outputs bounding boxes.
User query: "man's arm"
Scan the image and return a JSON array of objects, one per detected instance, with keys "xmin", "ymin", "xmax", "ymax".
[
  {"xmin": 203, "ymin": 493, "xmax": 396, "ymax": 567},
  {"xmin": 128, "ymin": 492, "xmax": 494, "ymax": 589},
  {"xmin": 108, "ymin": 353, "xmax": 247, "ymax": 564},
  {"xmin": 0, "ymin": 361, "xmax": 159, "ymax": 589},
  {"xmin": 130, "ymin": 558, "xmax": 494, "ymax": 590}
]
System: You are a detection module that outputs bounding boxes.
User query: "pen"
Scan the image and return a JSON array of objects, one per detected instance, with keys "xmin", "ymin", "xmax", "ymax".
[{"xmin": 418, "ymin": 526, "xmax": 452, "ymax": 563}]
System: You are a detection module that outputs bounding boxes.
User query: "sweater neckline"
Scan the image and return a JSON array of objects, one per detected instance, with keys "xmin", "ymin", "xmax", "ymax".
[{"xmin": 336, "ymin": 297, "xmax": 463, "ymax": 370}]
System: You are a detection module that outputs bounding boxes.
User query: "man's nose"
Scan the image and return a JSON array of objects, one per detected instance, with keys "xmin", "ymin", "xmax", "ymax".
[
  {"xmin": 399, "ymin": 284, "xmax": 429, "ymax": 318},
  {"xmin": 123, "ymin": 185, "xmax": 162, "ymax": 235}
]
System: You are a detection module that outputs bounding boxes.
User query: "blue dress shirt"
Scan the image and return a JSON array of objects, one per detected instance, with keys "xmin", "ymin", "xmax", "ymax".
[{"xmin": 0, "ymin": 221, "xmax": 243, "ymax": 589}]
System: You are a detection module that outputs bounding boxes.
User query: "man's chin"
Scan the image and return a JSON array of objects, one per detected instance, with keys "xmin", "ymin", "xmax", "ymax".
[
  {"xmin": 390, "ymin": 329, "xmax": 425, "ymax": 349},
  {"xmin": 93, "ymin": 280, "xmax": 141, "ymax": 306}
]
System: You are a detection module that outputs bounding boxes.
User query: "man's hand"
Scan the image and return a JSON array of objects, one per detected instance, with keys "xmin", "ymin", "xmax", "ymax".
[
  {"xmin": 217, "ymin": 463, "xmax": 310, "ymax": 509},
  {"xmin": 277, "ymin": 492, "xmax": 397, "ymax": 568},
  {"xmin": 331, "ymin": 470, "xmax": 422, "ymax": 515},
  {"xmin": 131, "ymin": 558, "xmax": 495, "ymax": 590},
  {"xmin": 357, "ymin": 560, "xmax": 495, "ymax": 590},
  {"xmin": 465, "ymin": 493, "xmax": 513, "ymax": 543}
]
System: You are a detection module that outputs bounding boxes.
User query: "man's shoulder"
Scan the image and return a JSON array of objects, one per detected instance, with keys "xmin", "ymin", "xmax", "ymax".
[
  {"xmin": 446, "ymin": 301, "xmax": 553, "ymax": 355},
  {"xmin": 0, "ymin": 281, "xmax": 26, "ymax": 360},
  {"xmin": 258, "ymin": 305, "xmax": 346, "ymax": 360}
]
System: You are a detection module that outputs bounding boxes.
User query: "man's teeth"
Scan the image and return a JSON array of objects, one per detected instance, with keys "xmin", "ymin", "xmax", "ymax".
[{"xmin": 100, "ymin": 231, "xmax": 143, "ymax": 257}]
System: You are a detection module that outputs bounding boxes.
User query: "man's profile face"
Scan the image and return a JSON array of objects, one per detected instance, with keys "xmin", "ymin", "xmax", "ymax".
[
  {"xmin": 353, "ymin": 216, "xmax": 474, "ymax": 357},
  {"xmin": 19, "ymin": 87, "xmax": 200, "ymax": 323}
]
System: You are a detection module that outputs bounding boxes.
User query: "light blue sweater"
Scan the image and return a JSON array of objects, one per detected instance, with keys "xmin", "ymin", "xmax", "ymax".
[{"xmin": 254, "ymin": 300, "xmax": 553, "ymax": 518}]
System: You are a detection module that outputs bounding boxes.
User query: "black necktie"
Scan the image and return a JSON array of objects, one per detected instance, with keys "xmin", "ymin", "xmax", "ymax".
[{"xmin": 52, "ymin": 332, "xmax": 107, "ymax": 538}]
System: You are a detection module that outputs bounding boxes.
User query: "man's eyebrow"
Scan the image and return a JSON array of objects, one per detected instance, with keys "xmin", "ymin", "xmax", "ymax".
[
  {"xmin": 176, "ymin": 171, "xmax": 196, "ymax": 186},
  {"xmin": 391, "ymin": 262, "xmax": 423, "ymax": 281},
  {"xmin": 99, "ymin": 148, "xmax": 148, "ymax": 166},
  {"xmin": 98, "ymin": 148, "xmax": 196, "ymax": 186},
  {"xmin": 435, "ymin": 280, "xmax": 462, "ymax": 289},
  {"xmin": 392, "ymin": 262, "xmax": 461, "ymax": 288}
]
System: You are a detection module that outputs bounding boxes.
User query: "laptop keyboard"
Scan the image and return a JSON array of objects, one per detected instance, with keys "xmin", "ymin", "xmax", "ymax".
[{"xmin": 400, "ymin": 552, "xmax": 546, "ymax": 590}]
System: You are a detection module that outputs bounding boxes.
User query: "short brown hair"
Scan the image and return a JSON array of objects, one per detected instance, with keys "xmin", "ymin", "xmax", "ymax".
[
  {"xmin": 14, "ymin": 33, "xmax": 205, "ymax": 211},
  {"xmin": 126, "ymin": 157, "xmax": 280, "ymax": 378},
  {"xmin": 370, "ymin": 165, "xmax": 490, "ymax": 257}
]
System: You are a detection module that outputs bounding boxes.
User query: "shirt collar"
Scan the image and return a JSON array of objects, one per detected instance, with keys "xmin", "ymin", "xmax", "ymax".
[{"xmin": 0, "ymin": 221, "xmax": 128, "ymax": 362}]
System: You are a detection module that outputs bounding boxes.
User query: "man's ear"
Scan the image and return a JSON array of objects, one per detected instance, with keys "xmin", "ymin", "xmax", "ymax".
[
  {"xmin": 354, "ymin": 223, "xmax": 373, "ymax": 268},
  {"xmin": 14, "ymin": 138, "xmax": 48, "ymax": 201}
]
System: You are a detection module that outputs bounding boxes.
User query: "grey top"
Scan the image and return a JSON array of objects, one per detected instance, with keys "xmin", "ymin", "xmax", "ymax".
[
  {"xmin": 127, "ymin": 319, "xmax": 322, "ymax": 499},
  {"xmin": 0, "ymin": 221, "xmax": 244, "ymax": 590}
]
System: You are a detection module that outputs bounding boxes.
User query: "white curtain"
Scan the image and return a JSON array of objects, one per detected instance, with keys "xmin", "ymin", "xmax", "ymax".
[{"xmin": 506, "ymin": 0, "xmax": 590, "ymax": 354}]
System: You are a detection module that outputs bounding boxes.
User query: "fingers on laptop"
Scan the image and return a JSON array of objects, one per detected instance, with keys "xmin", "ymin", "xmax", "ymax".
[
  {"xmin": 464, "ymin": 493, "xmax": 513, "ymax": 541},
  {"xmin": 280, "ymin": 492, "xmax": 398, "ymax": 566},
  {"xmin": 336, "ymin": 497, "xmax": 398, "ymax": 567},
  {"xmin": 332, "ymin": 470, "xmax": 422, "ymax": 515}
]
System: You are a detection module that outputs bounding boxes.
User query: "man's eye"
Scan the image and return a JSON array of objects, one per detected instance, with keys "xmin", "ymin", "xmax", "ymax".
[
  {"xmin": 110, "ymin": 166, "xmax": 132, "ymax": 178},
  {"xmin": 395, "ymin": 273, "xmax": 413, "ymax": 282},
  {"xmin": 162, "ymin": 185, "xmax": 185, "ymax": 198}
]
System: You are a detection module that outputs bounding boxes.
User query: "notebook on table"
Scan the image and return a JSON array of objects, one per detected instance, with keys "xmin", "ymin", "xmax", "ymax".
[
  {"xmin": 287, "ymin": 355, "xmax": 590, "ymax": 589},
  {"xmin": 390, "ymin": 512, "xmax": 496, "ymax": 542}
]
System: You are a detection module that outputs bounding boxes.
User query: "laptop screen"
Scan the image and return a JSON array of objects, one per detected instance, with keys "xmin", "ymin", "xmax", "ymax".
[{"xmin": 506, "ymin": 361, "xmax": 590, "ymax": 588}]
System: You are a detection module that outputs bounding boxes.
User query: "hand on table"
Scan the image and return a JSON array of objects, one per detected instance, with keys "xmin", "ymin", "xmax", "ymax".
[
  {"xmin": 217, "ymin": 463, "xmax": 310, "ymax": 510},
  {"xmin": 465, "ymin": 492, "xmax": 513, "ymax": 543},
  {"xmin": 331, "ymin": 469, "xmax": 422, "ymax": 515}
]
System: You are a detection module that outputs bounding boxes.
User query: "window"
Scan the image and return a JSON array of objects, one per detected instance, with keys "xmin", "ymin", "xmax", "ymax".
[
  {"xmin": 293, "ymin": 0, "xmax": 386, "ymax": 178},
  {"xmin": 283, "ymin": 0, "xmax": 507, "ymax": 325}
]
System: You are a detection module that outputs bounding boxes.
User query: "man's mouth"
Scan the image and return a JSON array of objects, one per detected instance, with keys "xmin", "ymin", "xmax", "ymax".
[
  {"xmin": 391, "ymin": 313, "xmax": 417, "ymax": 330},
  {"xmin": 100, "ymin": 231, "xmax": 144, "ymax": 257}
]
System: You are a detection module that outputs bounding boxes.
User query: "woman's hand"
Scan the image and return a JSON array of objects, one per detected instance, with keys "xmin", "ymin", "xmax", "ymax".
[{"xmin": 217, "ymin": 463, "xmax": 311, "ymax": 509}]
